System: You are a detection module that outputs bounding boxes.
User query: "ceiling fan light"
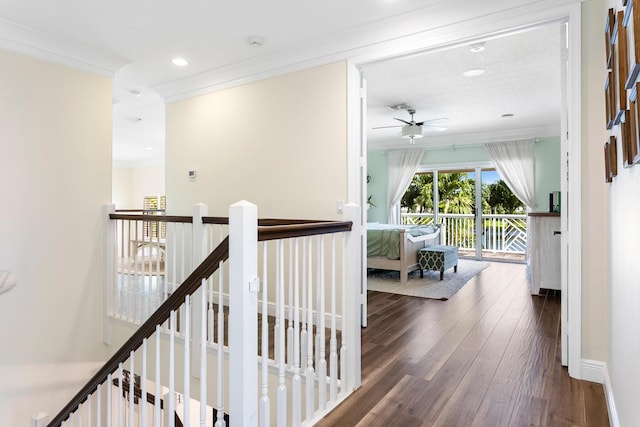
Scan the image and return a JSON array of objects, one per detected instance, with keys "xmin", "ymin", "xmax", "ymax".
[{"xmin": 402, "ymin": 124, "xmax": 423, "ymax": 139}]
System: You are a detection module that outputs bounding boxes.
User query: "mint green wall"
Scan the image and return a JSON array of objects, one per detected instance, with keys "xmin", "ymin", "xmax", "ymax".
[
  {"xmin": 366, "ymin": 151, "xmax": 388, "ymax": 222},
  {"xmin": 368, "ymin": 137, "xmax": 561, "ymax": 221},
  {"xmin": 532, "ymin": 137, "xmax": 561, "ymax": 212}
]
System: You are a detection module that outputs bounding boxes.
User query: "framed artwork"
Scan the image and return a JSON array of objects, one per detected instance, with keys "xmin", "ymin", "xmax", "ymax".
[
  {"xmin": 607, "ymin": 70, "xmax": 617, "ymax": 129},
  {"xmin": 605, "ymin": 140, "xmax": 612, "ymax": 183},
  {"xmin": 607, "ymin": 8, "xmax": 615, "ymax": 70},
  {"xmin": 617, "ymin": 10, "xmax": 629, "ymax": 117},
  {"xmin": 625, "ymin": 89, "xmax": 639, "ymax": 166},
  {"xmin": 624, "ymin": 0, "xmax": 640, "ymax": 89},
  {"xmin": 604, "ymin": 136, "xmax": 618, "ymax": 183}
]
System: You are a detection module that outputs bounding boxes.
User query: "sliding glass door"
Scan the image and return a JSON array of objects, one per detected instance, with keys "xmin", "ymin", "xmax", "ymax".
[{"xmin": 401, "ymin": 166, "xmax": 526, "ymax": 262}]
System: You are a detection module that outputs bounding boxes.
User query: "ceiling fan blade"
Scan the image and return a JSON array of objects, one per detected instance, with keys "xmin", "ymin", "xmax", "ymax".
[
  {"xmin": 393, "ymin": 118, "xmax": 412, "ymax": 125},
  {"xmin": 416, "ymin": 117, "xmax": 450, "ymax": 125},
  {"xmin": 372, "ymin": 125, "xmax": 403, "ymax": 129},
  {"xmin": 423, "ymin": 124, "xmax": 448, "ymax": 132}
]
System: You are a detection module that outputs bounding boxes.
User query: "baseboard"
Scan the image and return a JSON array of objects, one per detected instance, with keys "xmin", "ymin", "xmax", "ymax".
[
  {"xmin": 602, "ymin": 364, "xmax": 620, "ymax": 427},
  {"xmin": 581, "ymin": 359, "xmax": 604, "ymax": 384}
]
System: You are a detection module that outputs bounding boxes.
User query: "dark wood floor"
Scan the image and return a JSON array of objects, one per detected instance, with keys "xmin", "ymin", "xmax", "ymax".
[{"xmin": 317, "ymin": 262, "xmax": 609, "ymax": 427}]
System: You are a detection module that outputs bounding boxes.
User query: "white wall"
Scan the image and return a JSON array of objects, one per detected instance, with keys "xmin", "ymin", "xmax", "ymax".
[
  {"xmin": 113, "ymin": 165, "xmax": 165, "ymax": 209},
  {"xmin": 593, "ymin": 0, "xmax": 640, "ymax": 424},
  {"xmin": 165, "ymin": 61, "xmax": 348, "ymax": 218},
  {"xmin": 0, "ymin": 48, "xmax": 112, "ymax": 420}
]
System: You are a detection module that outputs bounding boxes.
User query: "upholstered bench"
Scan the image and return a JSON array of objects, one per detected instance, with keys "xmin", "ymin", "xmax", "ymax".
[{"xmin": 418, "ymin": 245, "xmax": 459, "ymax": 280}]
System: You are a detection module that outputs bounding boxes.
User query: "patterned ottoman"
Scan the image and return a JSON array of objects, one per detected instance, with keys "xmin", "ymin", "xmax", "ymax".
[{"xmin": 418, "ymin": 245, "xmax": 459, "ymax": 280}]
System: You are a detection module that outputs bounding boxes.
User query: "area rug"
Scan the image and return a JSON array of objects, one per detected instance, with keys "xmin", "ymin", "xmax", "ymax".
[{"xmin": 367, "ymin": 259, "xmax": 490, "ymax": 300}]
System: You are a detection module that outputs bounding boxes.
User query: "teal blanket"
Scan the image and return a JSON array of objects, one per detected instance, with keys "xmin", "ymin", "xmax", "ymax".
[{"xmin": 367, "ymin": 223, "xmax": 438, "ymax": 260}]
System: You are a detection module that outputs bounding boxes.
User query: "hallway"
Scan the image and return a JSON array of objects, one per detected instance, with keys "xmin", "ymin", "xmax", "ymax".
[{"xmin": 317, "ymin": 262, "xmax": 608, "ymax": 426}]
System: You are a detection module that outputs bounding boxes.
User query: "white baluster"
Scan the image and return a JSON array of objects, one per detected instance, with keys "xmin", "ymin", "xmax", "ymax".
[
  {"xmin": 277, "ymin": 240, "xmax": 287, "ymax": 427},
  {"xmin": 96, "ymin": 385, "xmax": 101, "ymax": 427},
  {"xmin": 300, "ymin": 237, "xmax": 307, "ymax": 371},
  {"xmin": 129, "ymin": 352, "xmax": 134, "ymax": 427},
  {"xmin": 169, "ymin": 310, "xmax": 176, "ymax": 427},
  {"xmin": 260, "ymin": 242, "xmax": 270, "ymax": 427},
  {"xmin": 339, "ymin": 233, "xmax": 347, "ymax": 397},
  {"xmin": 154, "ymin": 325, "xmax": 161, "ymax": 427},
  {"xmin": 305, "ymin": 237, "xmax": 314, "ymax": 421},
  {"xmin": 200, "ymin": 280, "xmax": 208, "ymax": 427},
  {"xmin": 87, "ymin": 392, "xmax": 92, "ymax": 427},
  {"xmin": 287, "ymin": 240, "xmax": 294, "ymax": 369},
  {"xmin": 134, "ymin": 220, "xmax": 140, "ymax": 324},
  {"xmin": 329, "ymin": 235, "xmax": 338, "ymax": 402},
  {"xmin": 273, "ymin": 240, "xmax": 280, "ymax": 365},
  {"xmin": 118, "ymin": 363, "xmax": 123, "ymax": 427},
  {"xmin": 142, "ymin": 338, "xmax": 147, "ymax": 427},
  {"xmin": 107, "ymin": 374, "xmax": 112, "ymax": 427},
  {"xmin": 292, "ymin": 238, "xmax": 301, "ymax": 426},
  {"xmin": 215, "ymin": 257, "xmax": 225, "ymax": 427},
  {"xmin": 318, "ymin": 235, "xmax": 327, "ymax": 411},
  {"xmin": 184, "ymin": 295, "xmax": 191, "ymax": 427}
]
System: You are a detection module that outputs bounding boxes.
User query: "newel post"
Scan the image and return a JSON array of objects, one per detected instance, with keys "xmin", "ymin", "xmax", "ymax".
[
  {"xmin": 229, "ymin": 200, "xmax": 259, "ymax": 426},
  {"xmin": 104, "ymin": 203, "xmax": 116, "ymax": 345},
  {"xmin": 342, "ymin": 203, "xmax": 362, "ymax": 392}
]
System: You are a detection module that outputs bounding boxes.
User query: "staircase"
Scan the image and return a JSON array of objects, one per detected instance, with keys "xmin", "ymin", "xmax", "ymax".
[{"xmin": 43, "ymin": 200, "xmax": 361, "ymax": 427}]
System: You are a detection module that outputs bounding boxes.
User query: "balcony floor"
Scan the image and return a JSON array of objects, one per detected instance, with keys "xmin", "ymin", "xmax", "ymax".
[{"xmin": 317, "ymin": 261, "xmax": 607, "ymax": 427}]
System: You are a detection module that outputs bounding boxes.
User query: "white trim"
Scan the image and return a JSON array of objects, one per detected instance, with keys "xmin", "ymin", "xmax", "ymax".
[
  {"xmin": 580, "ymin": 359, "xmax": 605, "ymax": 384},
  {"xmin": 565, "ymin": 2, "xmax": 582, "ymax": 380},
  {"xmin": 347, "ymin": 0, "xmax": 583, "ymax": 379},
  {"xmin": 0, "ymin": 19, "xmax": 128, "ymax": 77},
  {"xmin": 602, "ymin": 364, "xmax": 620, "ymax": 427},
  {"xmin": 416, "ymin": 161, "xmax": 495, "ymax": 173}
]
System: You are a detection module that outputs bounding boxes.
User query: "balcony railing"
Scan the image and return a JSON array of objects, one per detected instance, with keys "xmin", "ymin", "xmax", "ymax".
[{"xmin": 402, "ymin": 212, "xmax": 527, "ymax": 256}]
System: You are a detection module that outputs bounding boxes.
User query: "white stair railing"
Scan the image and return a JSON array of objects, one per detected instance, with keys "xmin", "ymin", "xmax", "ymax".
[{"xmin": 46, "ymin": 202, "xmax": 359, "ymax": 427}]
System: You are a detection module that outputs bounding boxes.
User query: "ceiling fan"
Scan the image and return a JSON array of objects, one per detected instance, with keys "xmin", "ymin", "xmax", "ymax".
[{"xmin": 373, "ymin": 107, "xmax": 449, "ymax": 143}]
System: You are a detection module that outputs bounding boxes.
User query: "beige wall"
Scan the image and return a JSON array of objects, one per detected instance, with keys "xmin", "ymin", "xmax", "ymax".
[
  {"xmin": 0, "ymin": 48, "xmax": 112, "ymax": 421},
  {"xmin": 165, "ymin": 62, "xmax": 348, "ymax": 219},
  {"xmin": 113, "ymin": 165, "xmax": 165, "ymax": 209},
  {"xmin": 581, "ymin": 0, "xmax": 610, "ymax": 363}
]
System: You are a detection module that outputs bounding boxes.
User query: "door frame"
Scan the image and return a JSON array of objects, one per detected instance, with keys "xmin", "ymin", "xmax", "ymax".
[{"xmin": 347, "ymin": 2, "xmax": 583, "ymax": 378}]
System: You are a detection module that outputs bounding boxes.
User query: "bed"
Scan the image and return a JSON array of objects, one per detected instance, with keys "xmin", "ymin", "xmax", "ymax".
[{"xmin": 367, "ymin": 223, "xmax": 441, "ymax": 284}]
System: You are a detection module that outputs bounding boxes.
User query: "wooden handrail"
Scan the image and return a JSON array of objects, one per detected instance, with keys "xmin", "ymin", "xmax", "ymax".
[
  {"xmin": 48, "ymin": 237, "xmax": 229, "ymax": 427},
  {"xmin": 109, "ymin": 213, "xmax": 193, "ymax": 223},
  {"xmin": 49, "ymin": 216, "xmax": 352, "ymax": 426},
  {"xmin": 258, "ymin": 221, "xmax": 352, "ymax": 241}
]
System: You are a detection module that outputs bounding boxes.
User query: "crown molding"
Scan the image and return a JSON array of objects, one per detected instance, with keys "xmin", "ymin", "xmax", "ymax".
[{"xmin": 0, "ymin": 18, "xmax": 129, "ymax": 77}]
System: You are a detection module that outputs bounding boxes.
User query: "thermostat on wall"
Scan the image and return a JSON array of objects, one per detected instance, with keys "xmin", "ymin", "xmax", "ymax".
[{"xmin": 188, "ymin": 170, "xmax": 197, "ymax": 179}]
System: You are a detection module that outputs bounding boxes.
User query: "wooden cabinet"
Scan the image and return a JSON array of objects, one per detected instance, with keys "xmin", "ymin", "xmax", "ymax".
[{"xmin": 528, "ymin": 213, "xmax": 561, "ymax": 294}]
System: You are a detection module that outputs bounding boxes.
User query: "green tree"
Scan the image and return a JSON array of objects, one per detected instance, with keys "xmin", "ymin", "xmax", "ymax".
[
  {"xmin": 485, "ymin": 180, "xmax": 524, "ymax": 214},
  {"xmin": 438, "ymin": 172, "xmax": 475, "ymax": 214},
  {"xmin": 401, "ymin": 174, "xmax": 433, "ymax": 212}
]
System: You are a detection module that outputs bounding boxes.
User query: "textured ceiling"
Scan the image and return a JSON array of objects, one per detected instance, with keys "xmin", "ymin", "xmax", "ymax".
[{"xmin": 365, "ymin": 23, "xmax": 562, "ymax": 150}]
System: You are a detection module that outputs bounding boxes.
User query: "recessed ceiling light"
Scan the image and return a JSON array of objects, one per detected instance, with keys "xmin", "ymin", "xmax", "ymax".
[
  {"xmin": 469, "ymin": 42, "xmax": 486, "ymax": 53},
  {"xmin": 463, "ymin": 68, "xmax": 486, "ymax": 77},
  {"xmin": 501, "ymin": 113, "xmax": 515, "ymax": 118},
  {"xmin": 145, "ymin": 147, "xmax": 153, "ymax": 151},
  {"xmin": 172, "ymin": 57, "xmax": 189, "ymax": 67}
]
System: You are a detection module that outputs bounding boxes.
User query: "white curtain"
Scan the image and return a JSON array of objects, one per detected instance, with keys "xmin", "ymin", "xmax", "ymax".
[
  {"xmin": 485, "ymin": 140, "xmax": 536, "ymax": 209},
  {"xmin": 387, "ymin": 148, "xmax": 425, "ymax": 223}
]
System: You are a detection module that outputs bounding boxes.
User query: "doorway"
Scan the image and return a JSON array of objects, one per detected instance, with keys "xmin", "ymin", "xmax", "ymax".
[{"xmin": 349, "ymin": 6, "xmax": 582, "ymax": 377}]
